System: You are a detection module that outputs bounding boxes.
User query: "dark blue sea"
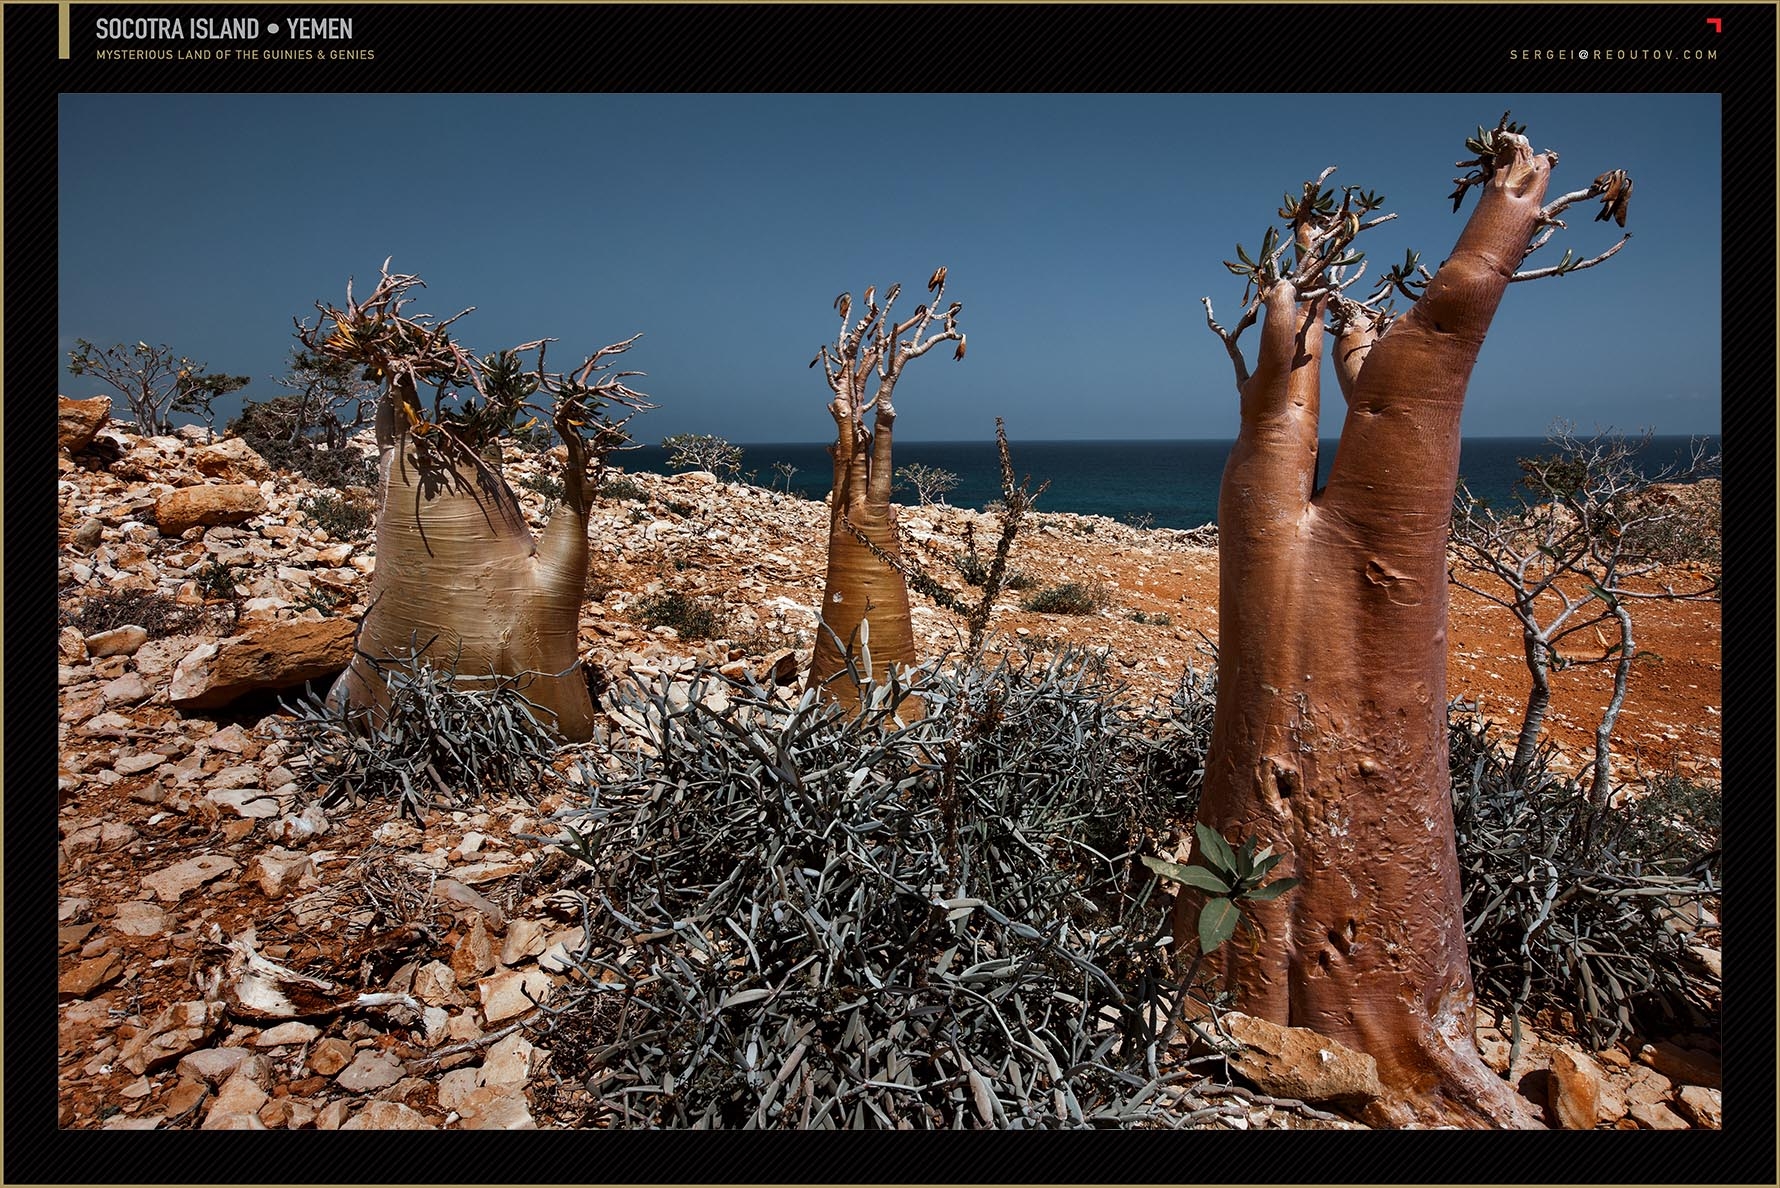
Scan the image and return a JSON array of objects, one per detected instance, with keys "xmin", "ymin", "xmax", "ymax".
[{"xmin": 620, "ymin": 437, "xmax": 1719, "ymax": 531}]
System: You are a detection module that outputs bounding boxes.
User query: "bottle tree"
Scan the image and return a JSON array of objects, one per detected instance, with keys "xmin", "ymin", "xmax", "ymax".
[
  {"xmin": 299, "ymin": 263, "xmax": 649, "ymax": 741},
  {"xmin": 805, "ymin": 269, "xmax": 965, "ymax": 707},
  {"xmin": 1189, "ymin": 117, "xmax": 1632, "ymax": 1126}
]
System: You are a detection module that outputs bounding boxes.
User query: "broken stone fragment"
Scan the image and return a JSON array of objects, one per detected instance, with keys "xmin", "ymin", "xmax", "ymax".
[
  {"xmin": 112, "ymin": 900, "xmax": 168, "ymax": 937},
  {"xmin": 154, "ymin": 483, "xmax": 267, "ymax": 537},
  {"xmin": 450, "ymin": 914, "xmax": 497, "ymax": 986},
  {"xmin": 140, "ymin": 854, "xmax": 237, "ymax": 901},
  {"xmin": 191, "ymin": 437, "xmax": 271, "ymax": 484},
  {"xmin": 334, "ymin": 1048, "xmax": 405, "ymax": 1093},
  {"xmin": 1215, "ymin": 1011, "xmax": 1384, "ymax": 1108},
  {"xmin": 58, "ymin": 949, "xmax": 125, "ymax": 1000},
  {"xmin": 244, "ymin": 847, "xmax": 316, "ymax": 898},
  {"xmin": 307, "ymin": 1037, "xmax": 354, "ymax": 1077},
  {"xmin": 478, "ymin": 969, "xmax": 553, "ymax": 1023},
  {"xmin": 340, "ymin": 1101, "xmax": 435, "ymax": 1130},
  {"xmin": 118, "ymin": 1001, "xmax": 225, "ymax": 1074},
  {"xmin": 1546, "ymin": 1047, "xmax": 1603, "ymax": 1129},
  {"xmin": 59, "ymin": 395, "xmax": 112, "ymax": 454},
  {"xmin": 85, "ymin": 625, "xmax": 150, "ymax": 658},
  {"xmin": 169, "ymin": 617, "xmax": 355, "ymax": 710},
  {"xmin": 1673, "ymin": 1085, "xmax": 1721, "ymax": 1129}
]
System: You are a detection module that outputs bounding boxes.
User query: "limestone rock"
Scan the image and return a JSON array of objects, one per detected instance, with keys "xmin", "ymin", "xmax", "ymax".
[
  {"xmin": 451, "ymin": 913, "xmax": 497, "ymax": 985},
  {"xmin": 1674, "ymin": 1085, "xmax": 1721, "ymax": 1129},
  {"xmin": 500, "ymin": 918, "xmax": 549, "ymax": 966},
  {"xmin": 192, "ymin": 437, "xmax": 272, "ymax": 483},
  {"xmin": 478, "ymin": 969, "xmax": 553, "ymax": 1023},
  {"xmin": 176, "ymin": 1046, "xmax": 251, "ymax": 1086},
  {"xmin": 85, "ymin": 625, "xmax": 149, "ymax": 658},
  {"xmin": 307, "ymin": 1037, "xmax": 354, "ymax": 1077},
  {"xmin": 169, "ymin": 618, "xmax": 355, "ymax": 710},
  {"xmin": 59, "ymin": 626, "xmax": 91, "ymax": 664},
  {"xmin": 140, "ymin": 854, "xmax": 237, "ymax": 901},
  {"xmin": 341, "ymin": 1101, "xmax": 435, "ymax": 1130},
  {"xmin": 1627, "ymin": 1099, "xmax": 1690, "ymax": 1129},
  {"xmin": 207, "ymin": 786, "xmax": 284, "ymax": 820},
  {"xmin": 244, "ymin": 847, "xmax": 316, "ymax": 898},
  {"xmin": 60, "ymin": 395, "xmax": 112, "ymax": 454},
  {"xmin": 1546, "ymin": 1047, "xmax": 1603, "ymax": 1129},
  {"xmin": 1638, "ymin": 1040, "xmax": 1720, "ymax": 1088},
  {"xmin": 478, "ymin": 1033, "xmax": 534, "ymax": 1092},
  {"xmin": 253, "ymin": 1021, "xmax": 321, "ymax": 1047},
  {"xmin": 201, "ymin": 1067, "xmax": 270, "ymax": 1127},
  {"xmin": 334, "ymin": 1048, "xmax": 405, "ymax": 1093},
  {"xmin": 59, "ymin": 949, "xmax": 125, "ymax": 999},
  {"xmin": 118, "ymin": 1000, "xmax": 225, "ymax": 1074},
  {"xmin": 155, "ymin": 483, "xmax": 267, "ymax": 537},
  {"xmin": 1217, "ymin": 1012, "xmax": 1384, "ymax": 1107},
  {"xmin": 112, "ymin": 900, "xmax": 168, "ymax": 937},
  {"xmin": 412, "ymin": 961, "xmax": 467, "ymax": 1008},
  {"xmin": 455, "ymin": 1084, "xmax": 536, "ymax": 1129}
]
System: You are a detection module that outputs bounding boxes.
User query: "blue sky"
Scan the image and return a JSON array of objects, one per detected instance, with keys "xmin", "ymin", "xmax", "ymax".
[{"xmin": 59, "ymin": 93, "xmax": 1721, "ymax": 442}]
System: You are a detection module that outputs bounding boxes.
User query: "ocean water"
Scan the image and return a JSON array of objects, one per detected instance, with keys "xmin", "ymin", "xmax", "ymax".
[{"xmin": 620, "ymin": 436, "xmax": 1719, "ymax": 531}]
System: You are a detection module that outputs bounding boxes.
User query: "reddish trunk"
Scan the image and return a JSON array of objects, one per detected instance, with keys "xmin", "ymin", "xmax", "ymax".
[{"xmin": 1181, "ymin": 136, "xmax": 1556, "ymax": 1127}]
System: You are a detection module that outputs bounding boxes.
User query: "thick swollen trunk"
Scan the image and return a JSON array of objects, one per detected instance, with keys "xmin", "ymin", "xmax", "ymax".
[
  {"xmin": 332, "ymin": 403, "xmax": 595, "ymax": 741},
  {"xmin": 1180, "ymin": 137, "xmax": 1555, "ymax": 1127},
  {"xmin": 806, "ymin": 399, "xmax": 917, "ymax": 708},
  {"xmin": 808, "ymin": 510, "xmax": 917, "ymax": 697}
]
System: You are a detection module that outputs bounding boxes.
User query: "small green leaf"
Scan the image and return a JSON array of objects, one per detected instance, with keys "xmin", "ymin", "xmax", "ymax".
[
  {"xmin": 1251, "ymin": 852, "xmax": 1284, "ymax": 881},
  {"xmin": 1243, "ymin": 876, "xmax": 1301, "ymax": 902},
  {"xmin": 1198, "ymin": 898, "xmax": 1240, "ymax": 953},
  {"xmin": 1235, "ymin": 835, "xmax": 1258, "ymax": 879},
  {"xmin": 1195, "ymin": 823, "xmax": 1238, "ymax": 875},
  {"xmin": 1143, "ymin": 855, "xmax": 1231, "ymax": 894}
]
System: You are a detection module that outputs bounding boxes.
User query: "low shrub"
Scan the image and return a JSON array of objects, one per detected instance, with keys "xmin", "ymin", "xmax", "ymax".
[
  {"xmin": 64, "ymin": 588, "xmax": 204, "ymax": 639},
  {"xmin": 1450, "ymin": 707, "xmax": 1719, "ymax": 1048},
  {"xmin": 629, "ymin": 589, "xmax": 727, "ymax": 641},
  {"xmin": 1022, "ymin": 581, "xmax": 1108, "ymax": 616},
  {"xmin": 299, "ymin": 493, "xmax": 374, "ymax": 541},
  {"xmin": 598, "ymin": 476, "xmax": 650, "ymax": 503},
  {"xmin": 533, "ymin": 650, "xmax": 1215, "ymax": 1129},
  {"xmin": 279, "ymin": 657, "xmax": 560, "ymax": 821},
  {"xmin": 515, "ymin": 471, "xmax": 565, "ymax": 503}
]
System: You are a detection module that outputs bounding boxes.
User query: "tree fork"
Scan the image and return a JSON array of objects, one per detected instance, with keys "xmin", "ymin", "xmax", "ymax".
[{"xmin": 1188, "ymin": 128, "xmax": 1630, "ymax": 1127}]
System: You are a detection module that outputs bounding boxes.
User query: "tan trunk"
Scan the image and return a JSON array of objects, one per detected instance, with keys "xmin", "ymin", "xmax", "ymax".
[
  {"xmin": 334, "ymin": 401, "xmax": 595, "ymax": 741},
  {"xmin": 808, "ymin": 508, "xmax": 917, "ymax": 704},
  {"xmin": 1180, "ymin": 137, "xmax": 1555, "ymax": 1127}
]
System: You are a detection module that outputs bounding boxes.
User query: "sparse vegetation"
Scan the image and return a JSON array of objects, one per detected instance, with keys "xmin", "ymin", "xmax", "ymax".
[
  {"xmin": 280, "ymin": 656, "xmax": 560, "ymax": 822},
  {"xmin": 893, "ymin": 462, "xmax": 960, "ymax": 506},
  {"xmin": 1023, "ymin": 581, "xmax": 1108, "ymax": 616},
  {"xmin": 298, "ymin": 492, "xmax": 374, "ymax": 541},
  {"xmin": 1450, "ymin": 425, "xmax": 1721, "ymax": 795},
  {"xmin": 231, "ymin": 395, "xmax": 380, "ymax": 489},
  {"xmin": 1450, "ymin": 706, "xmax": 1719, "ymax": 1049},
  {"xmin": 64, "ymin": 588, "xmax": 204, "ymax": 639},
  {"xmin": 66, "ymin": 338, "xmax": 248, "ymax": 437},
  {"xmin": 1129, "ymin": 610, "xmax": 1173, "ymax": 626},
  {"xmin": 514, "ymin": 470, "xmax": 566, "ymax": 503},
  {"xmin": 598, "ymin": 475, "xmax": 650, "ymax": 502},
  {"xmin": 629, "ymin": 589, "xmax": 727, "ymax": 641}
]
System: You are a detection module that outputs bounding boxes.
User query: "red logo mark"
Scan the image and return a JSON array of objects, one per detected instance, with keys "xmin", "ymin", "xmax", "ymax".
[{"xmin": 1706, "ymin": 17, "xmax": 1722, "ymax": 32}]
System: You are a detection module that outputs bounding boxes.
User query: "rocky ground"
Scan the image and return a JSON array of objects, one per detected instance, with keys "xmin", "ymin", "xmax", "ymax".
[{"xmin": 54, "ymin": 398, "xmax": 1722, "ymax": 1130}]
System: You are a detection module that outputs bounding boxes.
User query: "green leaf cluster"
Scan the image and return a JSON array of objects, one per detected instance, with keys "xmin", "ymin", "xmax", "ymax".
[{"xmin": 1142, "ymin": 824, "xmax": 1300, "ymax": 954}]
